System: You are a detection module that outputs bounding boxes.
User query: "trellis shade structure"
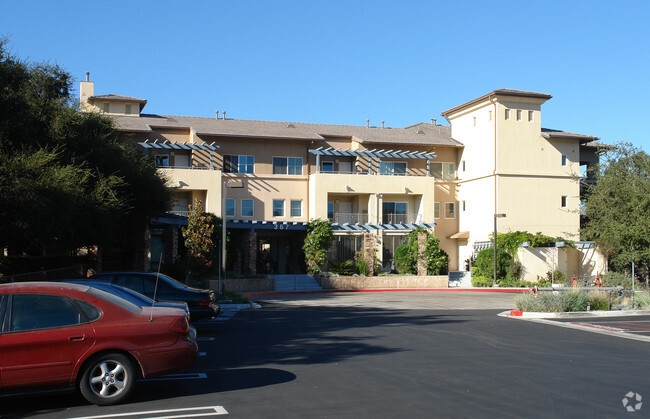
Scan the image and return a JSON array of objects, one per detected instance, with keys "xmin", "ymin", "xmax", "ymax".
[
  {"xmin": 138, "ymin": 139, "xmax": 219, "ymax": 169},
  {"xmin": 331, "ymin": 222, "xmax": 436, "ymax": 231},
  {"xmin": 309, "ymin": 147, "xmax": 437, "ymax": 175}
]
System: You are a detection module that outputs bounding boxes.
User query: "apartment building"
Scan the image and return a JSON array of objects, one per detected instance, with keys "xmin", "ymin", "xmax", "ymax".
[{"xmin": 80, "ymin": 76, "xmax": 601, "ymax": 274}]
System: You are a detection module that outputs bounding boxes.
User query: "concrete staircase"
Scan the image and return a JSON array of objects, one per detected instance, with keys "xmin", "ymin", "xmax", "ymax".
[{"xmin": 272, "ymin": 274, "xmax": 322, "ymax": 292}]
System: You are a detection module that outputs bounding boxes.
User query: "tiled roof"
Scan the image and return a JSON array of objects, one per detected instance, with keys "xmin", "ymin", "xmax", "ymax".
[
  {"xmin": 113, "ymin": 114, "xmax": 461, "ymax": 147},
  {"xmin": 441, "ymin": 88, "xmax": 552, "ymax": 117},
  {"xmin": 89, "ymin": 94, "xmax": 147, "ymax": 103},
  {"xmin": 541, "ymin": 128, "xmax": 599, "ymax": 143}
]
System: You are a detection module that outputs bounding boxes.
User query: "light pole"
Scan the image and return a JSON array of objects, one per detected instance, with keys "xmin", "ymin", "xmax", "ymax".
[{"xmin": 493, "ymin": 213, "xmax": 506, "ymax": 287}]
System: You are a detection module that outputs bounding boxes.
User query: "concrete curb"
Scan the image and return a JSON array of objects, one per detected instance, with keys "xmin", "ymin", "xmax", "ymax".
[
  {"xmin": 499, "ymin": 309, "xmax": 650, "ymax": 319},
  {"xmin": 242, "ymin": 288, "xmax": 530, "ymax": 297},
  {"xmin": 219, "ymin": 302, "xmax": 261, "ymax": 310}
]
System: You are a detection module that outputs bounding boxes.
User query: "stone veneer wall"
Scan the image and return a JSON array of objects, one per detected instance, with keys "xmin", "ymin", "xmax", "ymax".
[
  {"xmin": 317, "ymin": 275, "xmax": 448, "ymax": 290},
  {"xmin": 208, "ymin": 278, "xmax": 274, "ymax": 293}
]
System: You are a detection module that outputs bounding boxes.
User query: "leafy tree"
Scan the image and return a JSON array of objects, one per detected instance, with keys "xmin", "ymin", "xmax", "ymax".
[
  {"xmin": 582, "ymin": 142, "xmax": 650, "ymax": 283},
  {"xmin": 303, "ymin": 219, "xmax": 334, "ymax": 274},
  {"xmin": 394, "ymin": 228, "xmax": 448, "ymax": 275},
  {"xmin": 0, "ymin": 39, "xmax": 169, "ymax": 266},
  {"xmin": 474, "ymin": 247, "xmax": 512, "ymax": 281},
  {"xmin": 182, "ymin": 199, "xmax": 216, "ymax": 273}
]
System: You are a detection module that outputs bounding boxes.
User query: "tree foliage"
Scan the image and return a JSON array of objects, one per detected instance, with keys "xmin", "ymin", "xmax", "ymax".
[
  {"xmin": 582, "ymin": 142, "xmax": 650, "ymax": 281},
  {"xmin": 493, "ymin": 231, "xmax": 572, "ymax": 258},
  {"xmin": 394, "ymin": 228, "xmax": 449, "ymax": 275},
  {"xmin": 303, "ymin": 219, "xmax": 334, "ymax": 274},
  {"xmin": 0, "ymin": 39, "xmax": 169, "ymax": 261},
  {"xmin": 182, "ymin": 199, "xmax": 216, "ymax": 271}
]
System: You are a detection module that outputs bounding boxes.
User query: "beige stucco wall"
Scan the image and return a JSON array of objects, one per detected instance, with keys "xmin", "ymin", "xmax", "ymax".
[
  {"xmin": 160, "ymin": 168, "xmax": 222, "ymax": 213},
  {"xmin": 517, "ymin": 246, "xmax": 607, "ymax": 282},
  {"xmin": 318, "ymin": 274, "xmax": 449, "ymax": 289}
]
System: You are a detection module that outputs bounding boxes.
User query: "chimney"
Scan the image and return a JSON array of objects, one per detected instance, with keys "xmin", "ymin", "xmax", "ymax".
[
  {"xmin": 381, "ymin": 121, "xmax": 385, "ymax": 129},
  {"xmin": 366, "ymin": 119, "xmax": 370, "ymax": 128},
  {"xmin": 222, "ymin": 111, "xmax": 226, "ymax": 120},
  {"xmin": 79, "ymin": 72, "xmax": 95, "ymax": 112},
  {"xmin": 216, "ymin": 111, "xmax": 219, "ymax": 119}
]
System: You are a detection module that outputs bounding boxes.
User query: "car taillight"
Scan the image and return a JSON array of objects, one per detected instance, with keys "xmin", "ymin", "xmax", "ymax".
[
  {"xmin": 198, "ymin": 296, "xmax": 212, "ymax": 307},
  {"xmin": 169, "ymin": 316, "xmax": 190, "ymax": 335}
]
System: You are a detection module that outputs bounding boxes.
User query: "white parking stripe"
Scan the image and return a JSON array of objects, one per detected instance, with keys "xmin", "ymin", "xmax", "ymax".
[{"xmin": 70, "ymin": 406, "xmax": 228, "ymax": 418}]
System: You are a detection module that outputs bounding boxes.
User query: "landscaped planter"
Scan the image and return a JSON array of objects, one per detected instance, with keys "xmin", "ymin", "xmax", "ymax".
[{"xmin": 317, "ymin": 274, "xmax": 448, "ymax": 290}]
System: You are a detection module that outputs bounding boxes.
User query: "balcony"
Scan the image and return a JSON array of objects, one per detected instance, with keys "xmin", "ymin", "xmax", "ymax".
[
  {"xmin": 329, "ymin": 213, "xmax": 369, "ymax": 225},
  {"xmin": 382, "ymin": 213, "xmax": 423, "ymax": 224}
]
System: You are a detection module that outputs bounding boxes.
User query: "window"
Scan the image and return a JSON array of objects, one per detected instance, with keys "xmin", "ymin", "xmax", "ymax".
[
  {"xmin": 462, "ymin": 161, "xmax": 466, "ymax": 172},
  {"xmin": 226, "ymin": 198, "xmax": 235, "ymax": 217},
  {"xmin": 273, "ymin": 200, "xmax": 284, "ymax": 217},
  {"xmin": 10, "ymin": 294, "xmax": 83, "ymax": 332},
  {"xmin": 327, "ymin": 202, "xmax": 334, "ymax": 220},
  {"xmin": 431, "ymin": 162, "xmax": 455, "ymax": 179},
  {"xmin": 528, "ymin": 110, "xmax": 534, "ymax": 122},
  {"xmin": 379, "ymin": 161, "xmax": 407, "ymax": 176},
  {"xmin": 434, "ymin": 202, "xmax": 441, "ymax": 219},
  {"xmin": 561, "ymin": 195, "xmax": 568, "ymax": 208},
  {"xmin": 103, "ymin": 103, "xmax": 110, "ymax": 113},
  {"xmin": 155, "ymin": 154, "xmax": 169, "ymax": 167},
  {"xmin": 224, "ymin": 155, "xmax": 254, "ymax": 174},
  {"xmin": 562, "ymin": 155, "xmax": 567, "ymax": 166},
  {"xmin": 444, "ymin": 202, "xmax": 456, "ymax": 219},
  {"xmin": 504, "ymin": 109, "xmax": 510, "ymax": 120},
  {"xmin": 321, "ymin": 161, "xmax": 334, "ymax": 173},
  {"xmin": 516, "ymin": 109, "xmax": 522, "ymax": 121},
  {"xmin": 125, "ymin": 104, "xmax": 132, "ymax": 115},
  {"xmin": 241, "ymin": 199, "xmax": 253, "ymax": 217},
  {"xmin": 273, "ymin": 157, "xmax": 303, "ymax": 175},
  {"xmin": 290, "ymin": 200, "xmax": 302, "ymax": 217},
  {"xmin": 383, "ymin": 202, "xmax": 407, "ymax": 223}
]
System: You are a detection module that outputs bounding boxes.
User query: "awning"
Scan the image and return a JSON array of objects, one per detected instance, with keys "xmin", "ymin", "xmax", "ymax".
[{"xmin": 448, "ymin": 231, "xmax": 469, "ymax": 239}]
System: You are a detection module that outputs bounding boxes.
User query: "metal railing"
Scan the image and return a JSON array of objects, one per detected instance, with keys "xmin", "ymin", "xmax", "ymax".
[{"xmin": 330, "ymin": 213, "xmax": 369, "ymax": 224}]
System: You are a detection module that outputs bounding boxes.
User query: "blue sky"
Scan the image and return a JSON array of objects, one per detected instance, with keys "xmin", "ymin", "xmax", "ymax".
[{"xmin": 2, "ymin": 0, "xmax": 649, "ymax": 151}]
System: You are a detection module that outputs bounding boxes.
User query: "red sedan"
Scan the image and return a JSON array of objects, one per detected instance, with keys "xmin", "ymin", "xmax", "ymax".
[{"xmin": 0, "ymin": 282, "xmax": 198, "ymax": 405}]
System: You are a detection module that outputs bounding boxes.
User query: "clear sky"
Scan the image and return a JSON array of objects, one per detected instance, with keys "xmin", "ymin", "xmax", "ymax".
[{"xmin": 2, "ymin": 0, "xmax": 649, "ymax": 151}]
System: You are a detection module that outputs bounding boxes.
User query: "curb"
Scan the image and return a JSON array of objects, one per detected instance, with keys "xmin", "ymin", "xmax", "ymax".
[
  {"xmin": 219, "ymin": 302, "xmax": 261, "ymax": 310},
  {"xmin": 499, "ymin": 309, "xmax": 650, "ymax": 319},
  {"xmin": 242, "ymin": 288, "xmax": 531, "ymax": 297}
]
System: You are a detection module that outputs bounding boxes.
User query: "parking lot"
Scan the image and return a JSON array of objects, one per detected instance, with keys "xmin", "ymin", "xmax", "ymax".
[{"xmin": 2, "ymin": 291, "xmax": 649, "ymax": 418}]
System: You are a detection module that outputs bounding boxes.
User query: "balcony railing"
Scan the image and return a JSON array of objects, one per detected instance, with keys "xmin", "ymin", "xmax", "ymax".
[
  {"xmin": 328, "ymin": 213, "xmax": 423, "ymax": 225},
  {"xmin": 329, "ymin": 213, "xmax": 369, "ymax": 225},
  {"xmin": 382, "ymin": 213, "xmax": 423, "ymax": 224}
]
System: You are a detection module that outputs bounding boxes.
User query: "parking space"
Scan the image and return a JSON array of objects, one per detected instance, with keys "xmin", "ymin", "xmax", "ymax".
[{"xmin": 523, "ymin": 315, "xmax": 650, "ymax": 343}]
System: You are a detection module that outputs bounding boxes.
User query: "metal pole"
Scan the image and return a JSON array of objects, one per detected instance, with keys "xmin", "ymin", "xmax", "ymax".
[
  {"xmin": 632, "ymin": 246, "xmax": 635, "ymax": 309},
  {"xmin": 493, "ymin": 214, "xmax": 497, "ymax": 286}
]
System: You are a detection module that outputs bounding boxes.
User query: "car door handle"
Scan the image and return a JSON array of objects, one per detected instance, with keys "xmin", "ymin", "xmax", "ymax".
[{"xmin": 68, "ymin": 334, "xmax": 88, "ymax": 342}]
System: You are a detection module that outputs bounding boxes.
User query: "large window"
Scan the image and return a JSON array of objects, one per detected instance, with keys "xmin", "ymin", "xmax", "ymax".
[
  {"xmin": 383, "ymin": 202, "xmax": 407, "ymax": 224},
  {"xmin": 224, "ymin": 155, "xmax": 254, "ymax": 174},
  {"xmin": 431, "ymin": 162, "xmax": 455, "ymax": 179},
  {"xmin": 241, "ymin": 199, "xmax": 253, "ymax": 217},
  {"xmin": 273, "ymin": 157, "xmax": 303, "ymax": 175},
  {"xmin": 273, "ymin": 200, "xmax": 285, "ymax": 217},
  {"xmin": 290, "ymin": 200, "xmax": 302, "ymax": 217},
  {"xmin": 379, "ymin": 162, "xmax": 407, "ymax": 176}
]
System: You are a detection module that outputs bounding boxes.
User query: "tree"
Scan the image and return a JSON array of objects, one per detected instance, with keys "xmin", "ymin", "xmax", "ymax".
[
  {"xmin": 0, "ymin": 39, "xmax": 169, "ymax": 266},
  {"xmin": 181, "ymin": 199, "xmax": 216, "ymax": 273},
  {"xmin": 582, "ymin": 142, "xmax": 650, "ymax": 283},
  {"xmin": 303, "ymin": 219, "xmax": 334, "ymax": 274},
  {"xmin": 394, "ymin": 228, "xmax": 449, "ymax": 275}
]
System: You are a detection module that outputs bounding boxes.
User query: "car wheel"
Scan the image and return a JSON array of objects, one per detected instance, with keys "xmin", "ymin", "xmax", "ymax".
[{"xmin": 79, "ymin": 353, "xmax": 136, "ymax": 405}]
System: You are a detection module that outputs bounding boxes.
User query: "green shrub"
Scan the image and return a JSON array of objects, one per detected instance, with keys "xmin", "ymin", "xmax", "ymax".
[
  {"xmin": 545, "ymin": 270, "xmax": 566, "ymax": 285},
  {"xmin": 602, "ymin": 271, "xmax": 634, "ymax": 290},
  {"xmin": 329, "ymin": 259, "xmax": 356, "ymax": 275},
  {"xmin": 634, "ymin": 292, "xmax": 650, "ymax": 308},
  {"xmin": 472, "ymin": 275, "xmax": 493, "ymax": 287},
  {"xmin": 514, "ymin": 290, "xmax": 610, "ymax": 312},
  {"xmin": 394, "ymin": 228, "xmax": 449, "ymax": 275},
  {"xmin": 498, "ymin": 276, "xmax": 523, "ymax": 287},
  {"xmin": 474, "ymin": 247, "xmax": 512, "ymax": 280}
]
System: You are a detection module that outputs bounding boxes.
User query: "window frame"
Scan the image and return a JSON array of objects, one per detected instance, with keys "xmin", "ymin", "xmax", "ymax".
[
  {"xmin": 273, "ymin": 157, "xmax": 303, "ymax": 175},
  {"xmin": 444, "ymin": 202, "xmax": 456, "ymax": 219},
  {"xmin": 561, "ymin": 195, "xmax": 568, "ymax": 208},
  {"xmin": 272, "ymin": 199, "xmax": 285, "ymax": 217},
  {"xmin": 241, "ymin": 199, "xmax": 254, "ymax": 217},
  {"xmin": 224, "ymin": 155, "xmax": 255, "ymax": 174},
  {"xmin": 321, "ymin": 161, "xmax": 335, "ymax": 173},
  {"xmin": 290, "ymin": 200, "xmax": 302, "ymax": 217}
]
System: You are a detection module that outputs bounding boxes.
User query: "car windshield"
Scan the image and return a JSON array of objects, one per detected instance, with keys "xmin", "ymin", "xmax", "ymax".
[{"xmin": 86, "ymin": 287, "xmax": 140, "ymax": 314}]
